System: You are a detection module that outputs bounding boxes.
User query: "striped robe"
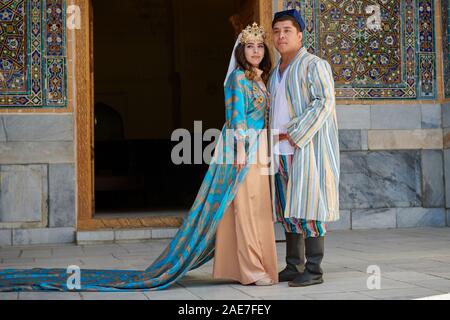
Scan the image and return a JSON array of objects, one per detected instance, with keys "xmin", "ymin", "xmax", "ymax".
[{"xmin": 268, "ymin": 47, "xmax": 340, "ymax": 222}]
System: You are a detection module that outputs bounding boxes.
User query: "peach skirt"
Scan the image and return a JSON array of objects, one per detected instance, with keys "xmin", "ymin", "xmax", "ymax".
[{"xmin": 212, "ymin": 139, "xmax": 278, "ymax": 285}]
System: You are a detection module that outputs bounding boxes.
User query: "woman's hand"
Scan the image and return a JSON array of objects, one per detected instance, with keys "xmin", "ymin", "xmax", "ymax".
[{"xmin": 234, "ymin": 143, "xmax": 247, "ymax": 172}]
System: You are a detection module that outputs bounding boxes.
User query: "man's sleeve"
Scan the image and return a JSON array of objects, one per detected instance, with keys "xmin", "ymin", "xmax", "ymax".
[{"xmin": 285, "ymin": 59, "xmax": 336, "ymax": 149}]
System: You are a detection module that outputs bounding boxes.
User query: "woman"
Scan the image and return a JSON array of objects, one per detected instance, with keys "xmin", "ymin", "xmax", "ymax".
[
  {"xmin": 0, "ymin": 23, "xmax": 277, "ymax": 292},
  {"xmin": 213, "ymin": 22, "xmax": 277, "ymax": 286}
]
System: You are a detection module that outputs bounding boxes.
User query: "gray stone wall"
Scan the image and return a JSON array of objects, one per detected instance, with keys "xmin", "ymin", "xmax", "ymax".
[
  {"xmin": 327, "ymin": 103, "xmax": 448, "ymax": 231},
  {"xmin": 0, "ymin": 104, "xmax": 448, "ymax": 246},
  {"xmin": 0, "ymin": 114, "xmax": 76, "ymax": 246}
]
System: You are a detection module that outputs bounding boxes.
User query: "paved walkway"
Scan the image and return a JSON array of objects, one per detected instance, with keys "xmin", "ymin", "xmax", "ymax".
[{"xmin": 1, "ymin": 228, "xmax": 450, "ymax": 300}]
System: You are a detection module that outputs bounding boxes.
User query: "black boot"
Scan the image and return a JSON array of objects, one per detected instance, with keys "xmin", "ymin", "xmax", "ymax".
[
  {"xmin": 288, "ymin": 236, "xmax": 324, "ymax": 287},
  {"xmin": 278, "ymin": 232, "xmax": 305, "ymax": 282}
]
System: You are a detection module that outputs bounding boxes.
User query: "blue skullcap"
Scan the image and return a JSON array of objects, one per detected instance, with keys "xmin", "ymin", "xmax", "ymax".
[{"xmin": 273, "ymin": 9, "xmax": 305, "ymax": 32}]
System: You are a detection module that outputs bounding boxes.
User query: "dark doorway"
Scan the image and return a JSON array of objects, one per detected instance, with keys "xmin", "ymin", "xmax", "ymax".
[{"xmin": 92, "ymin": 0, "xmax": 246, "ymax": 218}]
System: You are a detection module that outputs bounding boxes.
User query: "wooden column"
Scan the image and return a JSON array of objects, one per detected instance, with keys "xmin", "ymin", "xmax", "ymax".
[
  {"xmin": 257, "ymin": 0, "xmax": 275, "ymax": 65},
  {"xmin": 75, "ymin": 0, "xmax": 94, "ymax": 225}
]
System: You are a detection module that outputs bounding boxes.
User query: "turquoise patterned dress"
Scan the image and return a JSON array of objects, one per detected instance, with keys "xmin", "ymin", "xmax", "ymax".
[{"xmin": 0, "ymin": 68, "xmax": 269, "ymax": 292}]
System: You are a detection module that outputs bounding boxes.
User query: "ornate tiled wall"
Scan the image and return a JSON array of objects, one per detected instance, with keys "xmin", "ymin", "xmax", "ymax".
[
  {"xmin": 0, "ymin": 1, "xmax": 447, "ymax": 246},
  {"xmin": 0, "ymin": 0, "xmax": 67, "ymax": 108},
  {"xmin": 0, "ymin": 1, "xmax": 74, "ymax": 246},
  {"xmin": 443, "ymin": 0, "xmax": 450, "ymax": 99},
  {"xmin": 280, "ymin": 0, "xmax": 436, "ymax": 99}
]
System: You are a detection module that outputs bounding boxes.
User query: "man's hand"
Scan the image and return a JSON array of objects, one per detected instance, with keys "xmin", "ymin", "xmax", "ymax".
[{"xmin": 278, "ymin": 133, "xmax": 296, "ymax": 148}]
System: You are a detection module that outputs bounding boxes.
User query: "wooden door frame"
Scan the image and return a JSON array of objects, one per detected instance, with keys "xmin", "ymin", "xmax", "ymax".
[{"xmin": 74, "ymin": 0, "xmax": 272, "ymax": 231}]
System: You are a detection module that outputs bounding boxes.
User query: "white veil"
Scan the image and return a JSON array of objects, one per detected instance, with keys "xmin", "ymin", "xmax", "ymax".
[{"xmin": 224, "ymin": 33, "xmax": 242, "ymax": 86}]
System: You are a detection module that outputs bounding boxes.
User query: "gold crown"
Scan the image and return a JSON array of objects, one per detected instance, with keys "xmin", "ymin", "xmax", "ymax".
[{"xmin": 240, "ymin": 22, "xmax": 266, "ymax": 45}]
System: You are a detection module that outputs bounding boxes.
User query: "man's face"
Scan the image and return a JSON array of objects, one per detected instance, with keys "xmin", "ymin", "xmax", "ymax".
[{"xmin": 272, "ymin": 20, "xmax": 302, "ymax": 55}]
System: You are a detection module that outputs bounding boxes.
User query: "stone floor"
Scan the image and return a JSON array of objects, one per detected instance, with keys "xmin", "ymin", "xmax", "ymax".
[{"xmin": 1, "ymin": 228, "xmax": 450, "ymax": 300}]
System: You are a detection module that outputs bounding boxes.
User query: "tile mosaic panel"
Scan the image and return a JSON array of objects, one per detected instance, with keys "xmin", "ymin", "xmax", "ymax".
[
  {"xmin": 280, "ymin": 0, "xmax": 436, "ymax": 99},
  {"xmin": 0, "ymin": 0, "xmax": 66, "ymax": 108}
]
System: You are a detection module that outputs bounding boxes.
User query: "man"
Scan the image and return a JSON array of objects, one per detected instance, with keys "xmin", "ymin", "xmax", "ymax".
[{"xmin": 267, "ymin": 9, "xmax": 340, "ymax": 287}]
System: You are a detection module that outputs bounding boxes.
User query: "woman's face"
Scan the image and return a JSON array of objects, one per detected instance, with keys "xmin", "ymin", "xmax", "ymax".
[{"xmin": 244, "ymin": 41, "xmax": 265, "ymax": 68}]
